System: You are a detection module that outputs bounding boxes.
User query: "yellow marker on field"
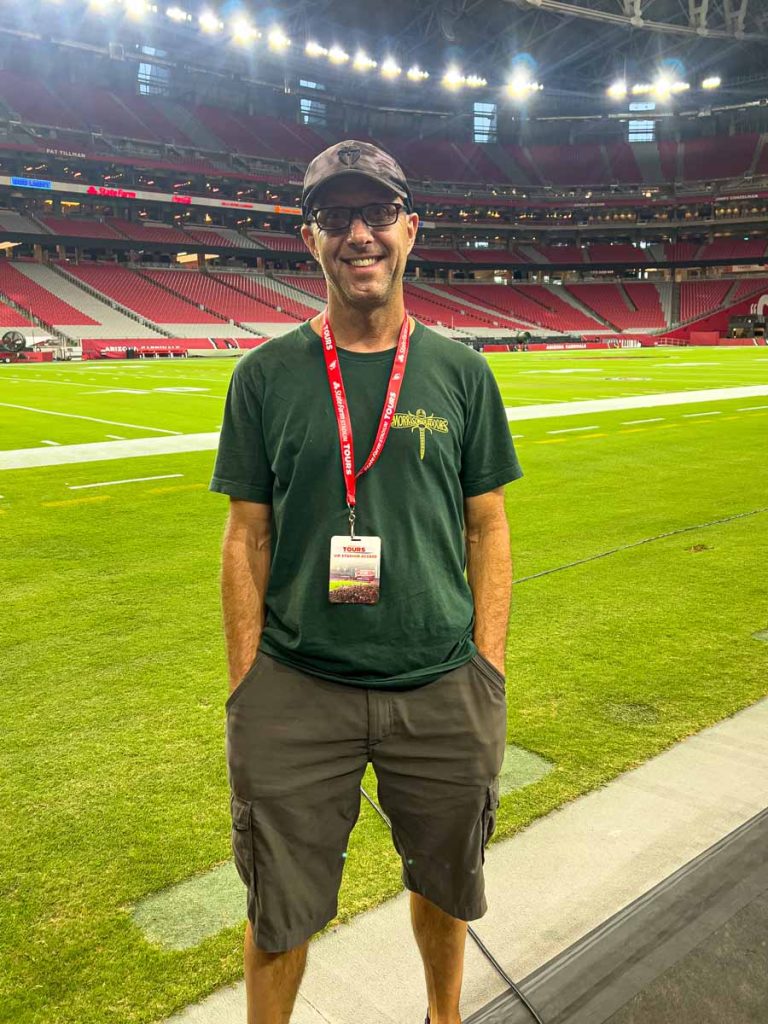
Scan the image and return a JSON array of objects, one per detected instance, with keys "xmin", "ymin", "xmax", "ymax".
[
  {"xmin": 42, "ymin": 495, "xmax": 111, "ymax": 508},
  {"xmin": 146, "ymin": 483, "xmax": 206, "ymax": 495}
]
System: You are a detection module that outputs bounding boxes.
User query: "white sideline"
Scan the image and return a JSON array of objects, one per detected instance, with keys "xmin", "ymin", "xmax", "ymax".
[{"xmin": 2, "ymin": 385, "xmax": 768, "ymax": 471}]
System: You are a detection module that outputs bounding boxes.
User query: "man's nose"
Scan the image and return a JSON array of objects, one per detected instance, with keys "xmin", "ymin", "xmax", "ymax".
[{"xmin": 346, "ymin": 212, "xmax": 374, "ymax": 244}]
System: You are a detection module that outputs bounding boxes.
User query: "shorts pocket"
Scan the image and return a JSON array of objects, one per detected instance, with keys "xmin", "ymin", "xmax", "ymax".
[
  {"xmin": 225, "ymin": 652, "xmax": 262, "ymax": 712},
  {"xmin": 231, "ymin": 793, "xmax": 255, "ymax": 889},
  {"xmin": 481, "ymin": 777, "xmax": 500, "ymax": 864},
  {"xmin": 472, "ymin": 652, "xmax": 506, "ymax": 695}
]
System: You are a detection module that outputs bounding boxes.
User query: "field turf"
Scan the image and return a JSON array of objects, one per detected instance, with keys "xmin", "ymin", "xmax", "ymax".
[{"xmin": 2, "ymin": 347, "xmax": 768, "ymax": 1024}]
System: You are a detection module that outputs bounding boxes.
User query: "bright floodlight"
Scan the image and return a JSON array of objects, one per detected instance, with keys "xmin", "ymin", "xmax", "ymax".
[
  {"xmin": 125, "ymin": 0, "xmax": 149, "ymax": 18},
  {"xmin": 465, "ymin": 74, "xmax": 487, "ymax": 88},
  {"xmin": 198, "ymin": 9, "xmax": 221, "ymax": 32},
  {"xmin": 267, "ymin": 27, "xmax": 291, "ymax": 51},
  {"xmin": 165, "ymin": 4, "xmax": 188, "ymax": 19},
  {"xmin": 381, "ymin": 57, "xmax": 401, "ymax": 79},
  {"xmin": 407, "ymin": 65, "xmax": 429, "ymax": 81},
  {"xmin": 328, "ymin": 45, "xmax": 349, "ymax": 64},
  {"xmin": 442, "ymin": 65, "xmax": 465, "ymax": 89},
  {"xmin": 506, "ymin": 71, "xmax": 541, "ymax": 100},
  {"xmin": 305, "ymin": 41, "xmax": 328, "ymax": 57},
  {"xmin": 353, "ymin": 50, "xmax": 377, "ymax": 71},
  {"xmin": 702, "ymin": 75, "xmax": 721, "ymax": 89},
  {"xmin": 607, "ymin": 79, "xmax": 627, "ymax": 100},
  {"xmin": 232, "ymin": 17, "xmax": 258, "ymax": 43},
  {"xmin": 88, "ymin": 0, "xmax": 110, "ymax": 11}
]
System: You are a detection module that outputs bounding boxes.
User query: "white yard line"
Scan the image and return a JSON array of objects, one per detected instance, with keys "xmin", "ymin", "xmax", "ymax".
[
  {"xmin": 4, "ymin": 384, "xmax": 768, "ymax": 472},
  {"xmin": 738, "ymin": 405, "xmax": 768, "ymax": 411},
  {"xmin": 0, "ymin": 403, "xmax": 182, "ymax": 435},
  {"xmin": 547, "ymin": 425, "xmax": 600, "ymax": 434},
  {"xmin": 682, "ymin": 411, "xmax": 721, "ymax": 418},
  {"xmin": 621, "ymin": 418, "xmax": 665, "ymax": 425},
  {"xmin": 67, "ymin": 474, "xmax": 184, "ymax": 490},
  {"xmin": 0, "ymin": 432, "xmax": 218, "ymax": 470},
  {"xmin": 40, "ymin": 440, "xmax": 61, "ymax": 446},
  {"xmin": 505, "ymin": 385, "xmax": 768, "ymax": 422}
]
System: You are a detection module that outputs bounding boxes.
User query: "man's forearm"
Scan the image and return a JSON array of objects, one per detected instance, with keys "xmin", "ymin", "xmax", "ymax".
[
  {"xmin": 221, "ymin": 529, "xmax": 271, "ymax": 692},
  {"xmin": 465, "ymin": 520, "xmax": 512, "ymax": 675}
]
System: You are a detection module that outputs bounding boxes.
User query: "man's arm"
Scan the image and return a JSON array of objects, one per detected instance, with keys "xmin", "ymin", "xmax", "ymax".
[
  {"xmin": 464, "ymin": 486, "xmax": 512, "ymax": 678},
  {"xmin": 221, "ymin": 498, "xmax": 272, "ymax": 693}
]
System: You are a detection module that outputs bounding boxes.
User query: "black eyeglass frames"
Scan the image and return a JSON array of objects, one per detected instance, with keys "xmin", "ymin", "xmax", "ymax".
[{"xmin": 309, "ymin": 203, "xmax": 405, "ymax": 231}]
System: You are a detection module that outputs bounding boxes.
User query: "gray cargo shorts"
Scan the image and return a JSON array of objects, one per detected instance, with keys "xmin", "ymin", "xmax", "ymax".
[{"xmin": 225, "ymin": 650, "xmax": 507, "ymax": 953}]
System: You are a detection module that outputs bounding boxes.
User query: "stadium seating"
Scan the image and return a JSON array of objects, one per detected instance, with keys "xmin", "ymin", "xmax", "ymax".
[
  {"xmin": 412, "ymin": 247, "xmax": 467, "ymax": 263},
  {"xmin": 534, "ymin": 245, "xmax": 586, "ymax": 264},
  {"xmin": 435, "ymin": 283, "xmax": 600, "ymax": 333},
  {"xmin": 567, "ymin": 283, "xmax": 667, "ymax": 330},
  {"xmin": 0, "ymin": 261, "xmax": 99, "ymax": 325},
  {"xmin": 38, "ymin": 217, "xmax": 126, "ymax": 241},
  {"xmin": 109, "ymin": 219, "xmax": 191, "ymax": 245},
  {"xmin": 459, "ymin": 248, "xmax": 527, "ymax": 264},
  {"xmin": 682, "ymin": 135, "xmax": 758, "ymax": 182},
  {"xmin": 212, "ymin": 273, "xmax": 317, "ymax": 321},
  {"xmin": 279, "ymin": 276, "xmax": 328, "ymax": 301},
  {"xmin": 402, "ymin": 283, "xmax": 524, "ymax": 329},
  {"xmin": 679, "ymin": 280, "xmax": 733, "ymax": 321},
  {"xmin": 0, "ymin": 299, "xmax": 32, "ymax": 327},
  {"xmin": 0, "ymin": 211, "xmax": 49, "ymax": 234},
  {"xmin": 696, "ymin": 238, "xmax": 767, "ymax": 261},
  {"xmin": 587, "ymin": 243, "xmax": 648, "ymax": 264},
  {"xmin": 184, "ymin": 227, "xmax": 263, "ymax": 249},
  {"xmin": 605, "ymin": 143, "xmax": 643, "ymax": 184},
  {"xmin": 248, "ymin": 231, "xmax": 305, "ymax": 252},
  {"xmin": 62, "ymin": 264, "xmax": 224, "ymax": 323},
  {"xmin": 664, "ymin": 243, "xmax": 702, "ymax": 263},
  {"xmin": 526, "ymin": 144, "xmax": 606, "ymax": 187},
  {"xmin": 142, "ymin": 270, "xmax": 299, "ymax": 323}
]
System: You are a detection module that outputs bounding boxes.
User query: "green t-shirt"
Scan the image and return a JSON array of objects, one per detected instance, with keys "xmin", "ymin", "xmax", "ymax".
[{"xmin": 209, "ymin": 320, "xmax": 523, "ymax": 690}]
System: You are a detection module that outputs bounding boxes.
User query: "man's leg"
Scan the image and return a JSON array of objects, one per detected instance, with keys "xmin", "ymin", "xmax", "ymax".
[
  {"xmin": 410, "ymin": 891, "xmax": 468, "ymax": 1024},
  {"xmin": 244, "ymin": 920, "xmax": 309, "ymax": 1024}
]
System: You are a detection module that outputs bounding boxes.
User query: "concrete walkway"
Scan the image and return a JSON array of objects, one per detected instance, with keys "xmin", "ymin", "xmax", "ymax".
[{"xmin": 163, "ymin": 696, "xmax": 768, "ymax": 1024}]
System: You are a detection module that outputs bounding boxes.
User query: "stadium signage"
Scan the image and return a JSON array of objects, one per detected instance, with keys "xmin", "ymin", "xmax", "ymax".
[
  {"xmin": 0, "ymin": 175, "xmax": 301, "ymax": 217},
  {"xmin": 10, "ymin": 176, "xmax": 52, "ymax": 190}
]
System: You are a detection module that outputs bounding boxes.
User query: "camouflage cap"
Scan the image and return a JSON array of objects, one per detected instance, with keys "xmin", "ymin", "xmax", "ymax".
[{"xmin": 302, "ymin": 140, "xmax": 412, "ymax": 222}]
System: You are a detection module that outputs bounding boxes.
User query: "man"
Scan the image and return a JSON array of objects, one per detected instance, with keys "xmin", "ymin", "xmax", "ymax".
[{"xmin": 210, "ymin": 140, "xmax": 522, "ymax": 1024}]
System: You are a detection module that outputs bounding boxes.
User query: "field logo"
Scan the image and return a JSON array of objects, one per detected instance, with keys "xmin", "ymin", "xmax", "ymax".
[
  {"xmin": 392, "ymin": 408, "xmax": 449, "ymax": 460},
  {"xmin": 750, "ymin": 294, "xmax": 768, "ymax": 316}
]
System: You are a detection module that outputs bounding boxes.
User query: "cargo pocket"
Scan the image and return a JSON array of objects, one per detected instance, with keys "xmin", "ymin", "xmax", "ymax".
[
  {"xmin": 480, "ymin": 777, "xmax": 500, "ymax": 864},
  {"xmin": 231, "ymin": 793, "xmax": 255, "ymax": 890}
]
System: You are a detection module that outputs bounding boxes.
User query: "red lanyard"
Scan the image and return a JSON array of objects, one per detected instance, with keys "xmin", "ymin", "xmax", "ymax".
[{"xmin": 321, "ymin": 310, "xmax": 410, "ymax": 531}]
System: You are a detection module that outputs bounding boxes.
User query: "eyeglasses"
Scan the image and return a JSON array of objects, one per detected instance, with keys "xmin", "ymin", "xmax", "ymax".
[{"xmin": 309, "ymin": 203, "xmax": 405, "ymax": 231}]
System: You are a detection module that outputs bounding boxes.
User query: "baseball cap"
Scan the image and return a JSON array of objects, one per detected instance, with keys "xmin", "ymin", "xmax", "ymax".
[{"xmin": 302, "ymin": 140, "xmax": 413, "ymax": 222}]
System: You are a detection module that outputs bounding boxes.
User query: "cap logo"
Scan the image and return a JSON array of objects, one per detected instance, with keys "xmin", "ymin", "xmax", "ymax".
[{"xmin": 338, "ymin": 145, "xmax": 361, "ymax": 167}]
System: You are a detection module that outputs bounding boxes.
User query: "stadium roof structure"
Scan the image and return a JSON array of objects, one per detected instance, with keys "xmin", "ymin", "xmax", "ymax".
[{"xmin": 4, "ymin": 0, "xmax": 768, "ymax": 114}]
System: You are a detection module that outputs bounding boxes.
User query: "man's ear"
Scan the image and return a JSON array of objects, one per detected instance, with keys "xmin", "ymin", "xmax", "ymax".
[
  {"xmin": 300, "ymin": 223, "xmax": 319, "ymax": 261},
  {"xmin": 405, "ymin": 211, "xmax": 419, "ymax": 254}
]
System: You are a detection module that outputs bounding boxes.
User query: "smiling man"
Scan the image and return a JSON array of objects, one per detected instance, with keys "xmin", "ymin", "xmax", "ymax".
[{"xmin": 210, "ymin": 140, "xmax": 523, "ymax": 1024}]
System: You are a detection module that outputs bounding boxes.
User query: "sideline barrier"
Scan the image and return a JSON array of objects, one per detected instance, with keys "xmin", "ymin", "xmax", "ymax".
[{"xmin": 81, "ymin": 337, "xmax": 266, "ymax": 359}]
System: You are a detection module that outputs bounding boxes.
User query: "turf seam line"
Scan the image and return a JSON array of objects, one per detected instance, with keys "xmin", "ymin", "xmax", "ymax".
[{"xmin": 515, "ymin": 508, "xmax": 768, "ymax": 584}]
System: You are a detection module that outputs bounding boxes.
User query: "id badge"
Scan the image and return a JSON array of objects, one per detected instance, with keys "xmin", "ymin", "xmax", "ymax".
[{"xmin": 329, "ymin": 535, "xmax": 381, "ymax": 604}]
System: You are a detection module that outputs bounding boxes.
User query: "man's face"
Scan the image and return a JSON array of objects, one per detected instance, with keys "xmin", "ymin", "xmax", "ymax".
[{"xmin": 300, "ymin": 175, "xmax": 419, "ymax": 311}]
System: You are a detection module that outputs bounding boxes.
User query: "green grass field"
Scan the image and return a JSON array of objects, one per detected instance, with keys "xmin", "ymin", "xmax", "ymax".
[{"xmin": 2, "ymin": 347, "xmax": 768, "ymax": 1024}]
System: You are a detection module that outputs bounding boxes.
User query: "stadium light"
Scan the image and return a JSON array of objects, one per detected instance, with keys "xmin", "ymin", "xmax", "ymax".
[
  {"xmin": 305, "ymin": 41, "xmax": 328, "ymax": 57},
  {"xmin": 328, "ymin": 45, "xmax": 349, "ymax": 64},
  {"xmin": 406, "ymin": 65, "xmax": 429, "ymax": 82},
  {"xmin": 381, "ymin": 57, "xmax": 401, "ymax": 79},
  {"xmin": 165, "ymin": 5, "xmax": 189, "ymax": 20},
  {"xmin": 465, "ymin": 74, "xmax": 487, "ymax": 88},
  {"xmin": 607, "ymin": 79, "xmax": 627, "ymax": 100},
  {"xmin": 88, "ymin": 0, "xmax": 111, "ymax": 12},
  {"xmin": 231, "ymin": 17, "xmax": 259, "ymax": 44},
  {"xmin": 352, "ymin": 50, "xmax": 377, "ymax": 71},
  {"xmin": 442, "ymin": 65, "xmax": 465, "ymax": 90},
  {"xmin": 198, "ymin": 9, "xmax": 222, "ymax": 33},
  {"xmin": 702, "ymin": 75, "xmax": 721, "ymax": 90},
  {"xmin": 267, "ymin": 27, "xmax": 291, "ymax": 52},
  {"xmin": 125, "ymin": 0, "xmax": 152, "ymax": 18},
  {"xmin": 506, "ymin": 71, "xmax": 542, "ymax": 100}
]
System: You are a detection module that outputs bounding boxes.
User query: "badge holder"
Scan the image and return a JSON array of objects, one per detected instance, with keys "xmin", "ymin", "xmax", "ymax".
[{"xmin": 328, "ymin": 504, "xmax": 381, "ymax": 605}]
